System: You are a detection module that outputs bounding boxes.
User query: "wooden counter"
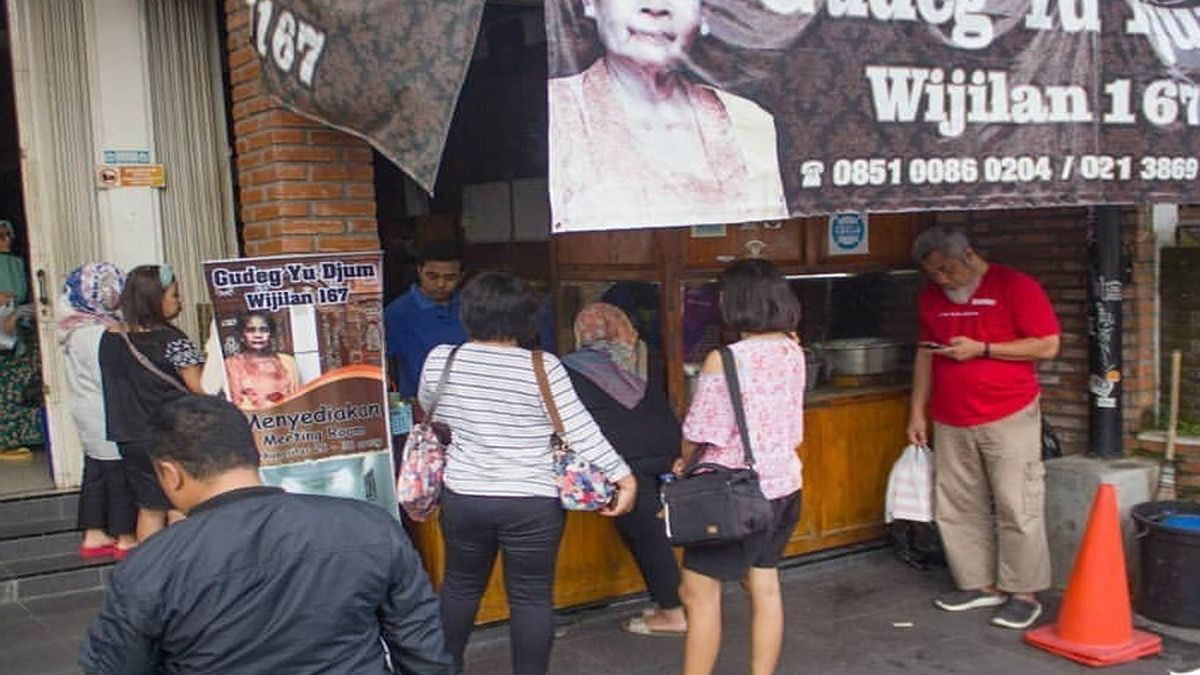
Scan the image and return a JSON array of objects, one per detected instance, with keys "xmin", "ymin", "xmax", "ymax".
[{"xmin": 408, "ymin": 386, "xmax": 912, "ymax": 624}]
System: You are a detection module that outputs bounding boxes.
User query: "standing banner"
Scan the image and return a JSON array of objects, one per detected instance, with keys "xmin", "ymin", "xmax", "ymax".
[
  {"xmin": 203, "ymin": 252, "xmax": 396, "ymax": 516},
  {"xmin": 547, "ymin": 0, "xmax": 1200, "ymax": 232},
  {"xmin": 245, "ymin": 0, "xmax": 485, "ymax": 193}
]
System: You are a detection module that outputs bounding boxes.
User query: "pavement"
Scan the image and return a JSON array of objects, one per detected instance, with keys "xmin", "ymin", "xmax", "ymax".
[{"xmin": 2, "ymin": 547, "xmax": 1198, "ymax": 674}]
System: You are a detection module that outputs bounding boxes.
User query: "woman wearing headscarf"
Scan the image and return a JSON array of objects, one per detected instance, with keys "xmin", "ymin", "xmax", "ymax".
[
  {"xmin": 58, "ymin": 263, "xmax": 137, "ymax": 557},
  {"xmin": 0, "ymin": 219, "xmax": 43, "ymax": 460},
  {"xmin": 563, "ymin": 302, "xmax": 686, "ymax": 636},
  {"xmin": 99, "ymin": 264, "xmax": 205, "ymax": 544}
]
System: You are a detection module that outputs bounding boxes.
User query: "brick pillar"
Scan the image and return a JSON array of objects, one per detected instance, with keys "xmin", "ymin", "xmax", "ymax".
[
  {"xmin": 225, "ymin": 1, "xmax": 380, "ymax": 256},
  {"xmin": 1120, "ymin": 208, "xmax": 1159, "ymax": 442}
]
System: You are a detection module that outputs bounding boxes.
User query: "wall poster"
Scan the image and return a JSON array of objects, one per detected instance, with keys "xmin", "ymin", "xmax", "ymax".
[
  {"xmin": 203, "ymin": 252, "xmax": 396, "ymax": 516},
  {"xmin": 546, "ymin": 0, "xmax": 1200, "ymax": 232}
]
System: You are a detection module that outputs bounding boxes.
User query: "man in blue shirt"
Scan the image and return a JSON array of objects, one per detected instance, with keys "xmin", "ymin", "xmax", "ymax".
[{"xmin": 385, "ymin": 242, "xmax": 467, "ymax": 398}]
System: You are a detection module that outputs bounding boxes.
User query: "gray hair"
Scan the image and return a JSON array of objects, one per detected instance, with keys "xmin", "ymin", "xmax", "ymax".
[{"xmin": 912, "ymin": 226, "xmax": 971, "ymax": 264}]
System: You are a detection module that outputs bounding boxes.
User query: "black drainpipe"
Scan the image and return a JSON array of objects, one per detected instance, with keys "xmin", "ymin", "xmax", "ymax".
[{"xmin": 1086, "ymin": 206, "xmax": 1123, "ymax": 459}]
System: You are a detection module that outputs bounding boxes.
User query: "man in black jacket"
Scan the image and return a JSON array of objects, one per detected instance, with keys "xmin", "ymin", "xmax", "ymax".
[{"xmin": 79, "ymin": 395, "xmax": 454, "ymax": 675}]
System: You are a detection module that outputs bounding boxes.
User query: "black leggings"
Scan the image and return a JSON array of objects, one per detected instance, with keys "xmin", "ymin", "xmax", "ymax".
[
  {"xmin": 439, "ymin": 490, "xmax": 565, "ymax": 675},
  {"xmin": 615, "ymin": 457, "xmax": 682, "ymax": 609}
]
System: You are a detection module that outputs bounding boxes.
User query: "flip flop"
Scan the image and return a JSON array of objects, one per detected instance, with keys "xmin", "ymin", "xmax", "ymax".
[{"xmin": 621, "ymin": 615, "xmax": 687, "ymax": 637}]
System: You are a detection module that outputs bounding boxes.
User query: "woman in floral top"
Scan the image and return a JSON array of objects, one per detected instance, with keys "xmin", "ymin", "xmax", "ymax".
[
  {"xmin": 676, "ymin": 258, "xmax": 805, "ymax": 675},
  {"xmin": 99, "ymin": 265, "xmax": 205, "ymax": 549}
]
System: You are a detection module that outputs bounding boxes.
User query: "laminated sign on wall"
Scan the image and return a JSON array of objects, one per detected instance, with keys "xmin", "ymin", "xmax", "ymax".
[
  {"xmin": 828, "ymin": 213, "xmax": 869, "ymax": 256},
  {"xmin": 545, "ymin": 0, "xmax": 1200, "ymax": 231},
  {"xmin": 203, "ymin": 252, "xmax": 396, "ymax": 516}
]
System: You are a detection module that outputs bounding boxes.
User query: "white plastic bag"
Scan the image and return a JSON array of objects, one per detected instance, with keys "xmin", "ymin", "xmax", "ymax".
[{"xmin": 885, "ymin": 444, "xmax": 934, "ymax": 523}]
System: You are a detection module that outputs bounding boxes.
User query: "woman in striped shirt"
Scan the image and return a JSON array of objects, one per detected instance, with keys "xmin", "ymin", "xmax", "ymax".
[{"xmin": 418, "ymin": 271, "xmax": 635, "ymax": 675}]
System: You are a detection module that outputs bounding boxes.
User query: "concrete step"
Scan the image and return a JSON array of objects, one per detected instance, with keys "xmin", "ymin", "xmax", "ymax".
[{"xmin": 0, "ymin": 492, "xmax": 112, "ymax": 604}]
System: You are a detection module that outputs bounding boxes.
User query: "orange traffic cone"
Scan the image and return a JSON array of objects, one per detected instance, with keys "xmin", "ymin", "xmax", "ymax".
[{"xmin": 1025, "ymin": 483, "xmax": 1162, "ymax": 666}]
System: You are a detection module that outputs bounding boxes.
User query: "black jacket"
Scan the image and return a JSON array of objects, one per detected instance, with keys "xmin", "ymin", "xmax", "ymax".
[
  {"xmin": 79, "ymin": 486, "xmax": 454, "ymax": 675},
  {"xmin": 566, "ymin": 356, "xmax": 682, "ymax": 465}
]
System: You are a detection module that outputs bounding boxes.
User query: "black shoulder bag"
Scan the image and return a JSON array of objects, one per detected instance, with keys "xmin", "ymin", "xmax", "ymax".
[{"xmin": 660, "ymin": 346, "xmax": 772, "ymax": 547}]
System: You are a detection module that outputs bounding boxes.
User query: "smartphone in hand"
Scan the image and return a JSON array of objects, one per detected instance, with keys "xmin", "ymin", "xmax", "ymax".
[{"xmin": 919, "ymin": 341, "xmax": 946, "ymax": 350}]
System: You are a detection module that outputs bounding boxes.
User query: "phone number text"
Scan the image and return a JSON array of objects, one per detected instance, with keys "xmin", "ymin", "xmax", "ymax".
[{"xmin": 801, "ymin": 155, "xmax": 1200, "ymax": 188}]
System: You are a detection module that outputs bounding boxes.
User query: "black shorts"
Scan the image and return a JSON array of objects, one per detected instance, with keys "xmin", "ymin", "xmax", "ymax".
[
  {"xmin": 118, "ymin": 441, "xmax": 172, "ymax": 511},
  {"xmin": 682, "ymin": 490, "xmax": 801, "ymax": 582}
]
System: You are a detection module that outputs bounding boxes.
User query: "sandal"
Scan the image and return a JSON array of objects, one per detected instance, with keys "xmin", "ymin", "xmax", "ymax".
[
  {"xmin": 78, "ymin": 544, "xmax": 115, "ymax": 559},
  {"xmin": 621, "ymin": 615, "xmax": 687, "ymax": 637}
]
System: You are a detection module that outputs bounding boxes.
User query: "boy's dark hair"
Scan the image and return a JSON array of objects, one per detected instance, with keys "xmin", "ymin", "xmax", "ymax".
[
  {"xmin": 719, "ymin": 258, "xmax": 801, "ymax": 333},
  {"xmin": 417, "ymin": 241, "xmax": 463, "ymax": 267},
  {"xmin": 148, "ymin": 395, "xmax": 260, "ymax": 480},
  {"xmin": 120, "ymin": 265, "xmax": 168, "ymax": 328},
  {"xmin": 459, "ymin": 271, "xmax": 539, "ymax": 342}
]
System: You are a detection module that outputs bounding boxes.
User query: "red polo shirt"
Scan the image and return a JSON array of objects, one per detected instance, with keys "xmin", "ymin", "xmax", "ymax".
[{"xmin": 918, "ymin": 264, "xmax": 1060, "ymax": 427}]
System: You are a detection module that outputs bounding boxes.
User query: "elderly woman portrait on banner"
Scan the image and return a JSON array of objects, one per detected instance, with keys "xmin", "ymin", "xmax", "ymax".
[
  {"xmin": 548, "ymin": 0, "xmax": 787, "ymax": 230},
  {"xmin": 223, "ymin": 310, "xmax": 301, "ymax": 411}
]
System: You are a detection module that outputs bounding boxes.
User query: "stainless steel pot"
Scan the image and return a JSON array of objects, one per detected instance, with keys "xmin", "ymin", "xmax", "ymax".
[
  {"xmin": 812, "ymin": 337, "xmax": 910, "ymax": 376},
  {"xmin": 802, "ymin": 348, "xmax": 830, "ymax": 391}
]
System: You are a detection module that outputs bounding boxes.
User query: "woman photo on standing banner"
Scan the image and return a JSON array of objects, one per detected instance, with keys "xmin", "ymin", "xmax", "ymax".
[
  {"xmin": 223, "ymin": 310, "xmax": 301, "ymax": 410},
  {"xmin": 547, "ymin": 0, "xmax": 787, "ymax": 229}
]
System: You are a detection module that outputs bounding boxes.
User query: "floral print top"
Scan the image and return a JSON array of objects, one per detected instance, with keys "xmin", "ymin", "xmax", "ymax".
[{"xmin": 682, "ymin": 336, "xmax": 804, "ymax": 500}]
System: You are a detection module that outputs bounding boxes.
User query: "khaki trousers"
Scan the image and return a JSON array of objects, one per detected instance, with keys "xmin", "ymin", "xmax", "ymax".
[{"xmin": 933, "ymin": 399, "xmax": 1051, "ymax": 593}]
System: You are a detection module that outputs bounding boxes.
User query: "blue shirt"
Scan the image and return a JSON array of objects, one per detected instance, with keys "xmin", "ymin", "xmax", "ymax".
[{"xmin": 384, "ymin": 285, "xmax": 468, "ymax": 397}]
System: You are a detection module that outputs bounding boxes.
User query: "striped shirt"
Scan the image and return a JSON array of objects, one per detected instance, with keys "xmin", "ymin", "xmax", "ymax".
[{"xmin": 418, "ymin": 343, "xmax": 631, "ymax": 498}]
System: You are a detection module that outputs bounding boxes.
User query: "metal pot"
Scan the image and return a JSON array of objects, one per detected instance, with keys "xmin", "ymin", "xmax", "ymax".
[
  {"xmin": 802, "ymin": 348, "xmax": 830, "ymax": 391},
  {"xmin": 812, "ymin": 337, "xmax": 910, "ymax": 376}
]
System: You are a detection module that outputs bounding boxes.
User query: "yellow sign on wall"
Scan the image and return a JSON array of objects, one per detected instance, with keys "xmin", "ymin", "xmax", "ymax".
[{"xmin": 96, "ymin": 164, "xmax": 166, "ymax": 188}]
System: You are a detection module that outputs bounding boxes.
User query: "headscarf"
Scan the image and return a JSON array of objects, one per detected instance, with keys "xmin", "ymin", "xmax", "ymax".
[
  {"xmin": 56, "ymin": 263, "xmax": 125, "ymax": 342},
  {"xmin": 561, "ymin": 302, "xmax": 648, "ymax": 409}
]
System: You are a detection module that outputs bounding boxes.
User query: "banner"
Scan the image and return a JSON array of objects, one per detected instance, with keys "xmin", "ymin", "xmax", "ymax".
[
  {"xmin": 246, "ymin": 0, "xmax": 485, "ymax": 193},
  {"xmin": 547, "ymin": 0, "xmax": 1200, "ymax": 232},
  {"xmin": 203, "ymin": 252, "xmax": 395, "ymax": 515}
]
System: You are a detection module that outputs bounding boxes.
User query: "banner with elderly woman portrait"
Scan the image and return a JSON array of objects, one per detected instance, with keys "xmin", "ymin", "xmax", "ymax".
[
  {"xmin": 203, "ymin": 252, "xmax": 395, "ymax": 514},
  {"xmin": 547, "ymin": 0, "xmax": 1200, "ymax": 231}
]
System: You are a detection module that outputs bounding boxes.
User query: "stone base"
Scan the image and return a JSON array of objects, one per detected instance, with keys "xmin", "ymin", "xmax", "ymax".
[{"xmin": 1044, "ymin": 455, "xmax": 1159, "ymax": 590}]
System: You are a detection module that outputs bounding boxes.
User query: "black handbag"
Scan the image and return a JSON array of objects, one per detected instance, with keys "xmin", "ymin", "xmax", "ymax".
[{"xmin": 661, "ymin": 346, "xmax": 772, "ymax": 547}]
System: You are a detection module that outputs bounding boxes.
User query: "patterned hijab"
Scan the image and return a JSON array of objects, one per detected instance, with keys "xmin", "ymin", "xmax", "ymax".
[
  {"xmin": 56, "ymin": 263, "xmax": 125, "ymax": 342},
  {"xmin": 562, "ymin": 302, "xmax": 648, "ymax": 409}
]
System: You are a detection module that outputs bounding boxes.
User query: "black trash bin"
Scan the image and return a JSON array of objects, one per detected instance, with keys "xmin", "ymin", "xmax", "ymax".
[{"xmin": 1132, "ymin": 500, "xmax": 1200, "ymax": 628}]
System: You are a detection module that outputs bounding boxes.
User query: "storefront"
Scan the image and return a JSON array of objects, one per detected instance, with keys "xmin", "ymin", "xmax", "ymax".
[
  {"xmin": 220, "ymin": 1, "xmax": 1166, "ymax": 623},
  {"xmin": 1, "ymin": 0, "xmax": 236, "ymax": 494}
]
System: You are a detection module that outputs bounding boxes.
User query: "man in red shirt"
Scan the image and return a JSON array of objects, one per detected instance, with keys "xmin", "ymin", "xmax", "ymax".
[{"xmin": 907, "ymin": 226, "xmax": 1061, "ymax": 630}]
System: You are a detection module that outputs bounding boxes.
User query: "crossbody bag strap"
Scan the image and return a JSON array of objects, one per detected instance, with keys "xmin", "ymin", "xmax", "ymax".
[
  {"xmin": 532, "ymin": 350, "xmax": 565, "ymax": 435},
  {"xmin": 719, "ymin": 346, "xmax": 756, "ymax": 470},
  {"xmin": 120, "ymin": 328, "xmax": 189, "ymax": 394},
  {"xmin": 423, "ymin": 345, "xmax": 462, "ymax": 422}
]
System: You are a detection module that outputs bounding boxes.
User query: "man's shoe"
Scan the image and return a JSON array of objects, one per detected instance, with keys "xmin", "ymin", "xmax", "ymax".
[
  {"xmin": 990, "ymin": 597, "xmax": 1043, "ymax": 629},
  {"xmin": 933, "ymin": 589, "xmax": 1007, "ymax": 612}
]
